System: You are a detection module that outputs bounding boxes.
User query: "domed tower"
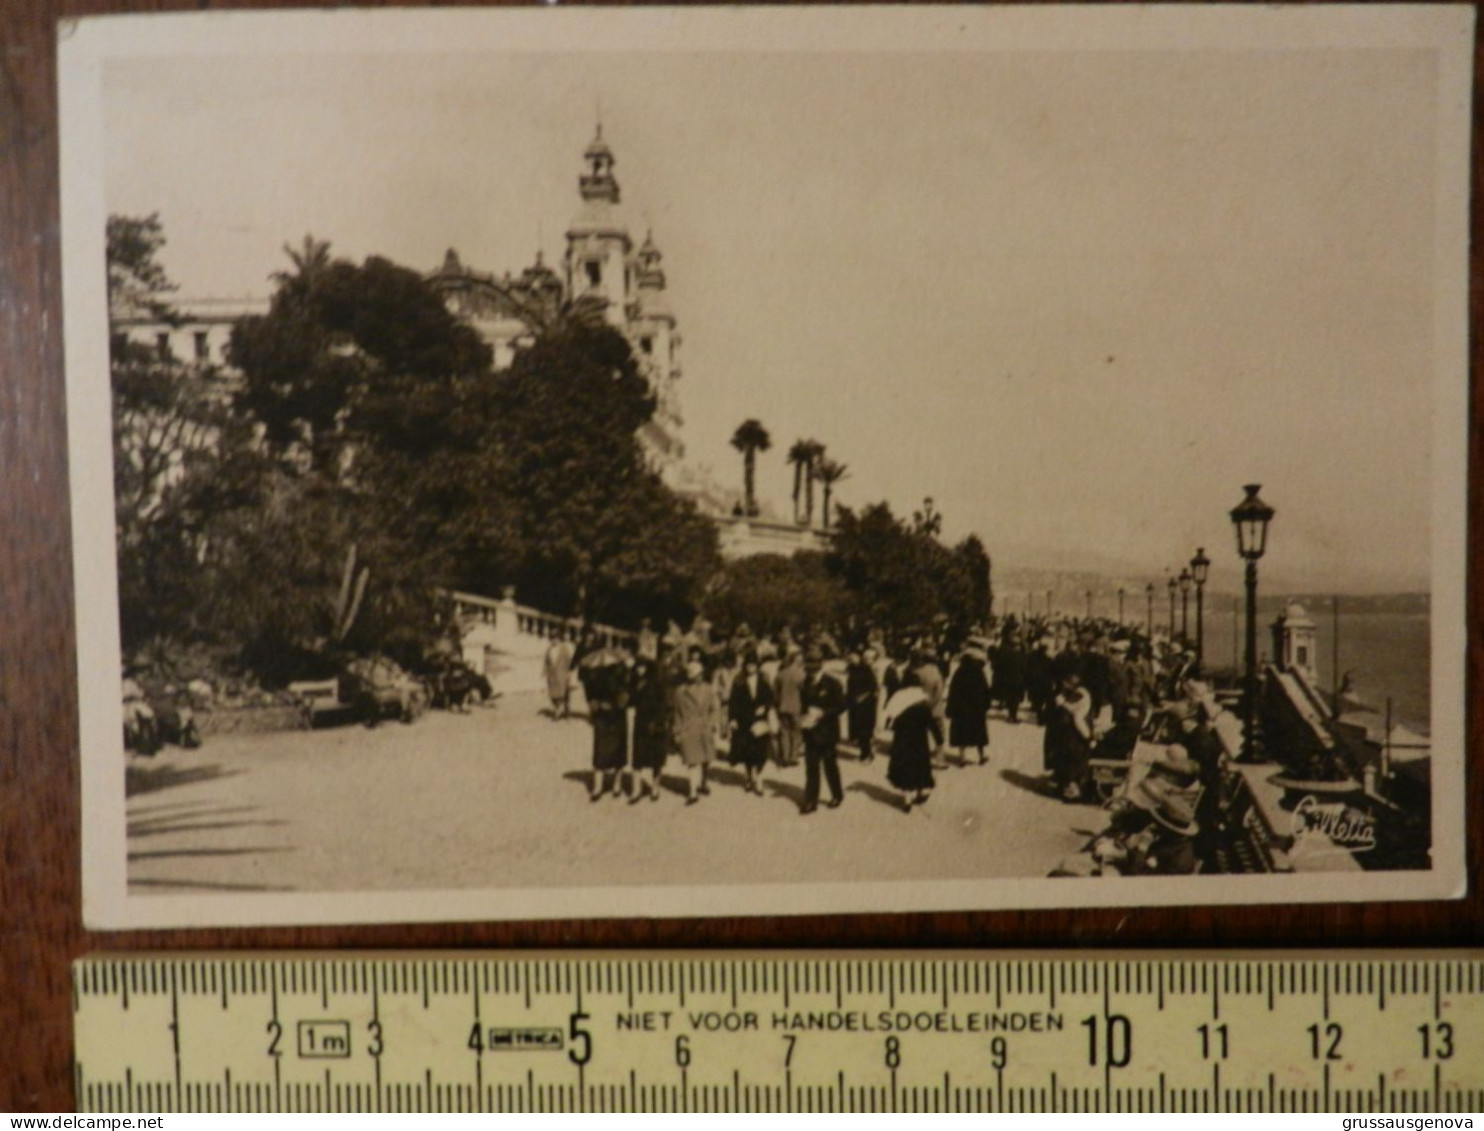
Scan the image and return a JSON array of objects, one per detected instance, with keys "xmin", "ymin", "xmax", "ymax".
[
  {"xmin": 632, "ymin": 230, "xmax": 682, "ymax": 441},
  {"xmin": 564, "ymin": 125, "xmax": 632, "ymax": 329}
]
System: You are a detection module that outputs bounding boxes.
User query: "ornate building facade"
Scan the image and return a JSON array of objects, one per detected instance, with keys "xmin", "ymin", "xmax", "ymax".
[{"xmin": 425, "ymin": 126, "xmax": 687, "ymax": 479}]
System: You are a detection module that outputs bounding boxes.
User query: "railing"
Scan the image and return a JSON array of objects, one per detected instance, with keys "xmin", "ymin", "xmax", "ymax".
[
  {"xmin": 713, "ymin": 514, "xmax": 835, "ymax": 558},
  {"xmin": 446, "ymin": 590, "xmax": 634, "ymax": 650}
]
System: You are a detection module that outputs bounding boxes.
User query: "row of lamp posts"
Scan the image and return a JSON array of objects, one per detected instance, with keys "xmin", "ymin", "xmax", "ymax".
[{"xmin": 1138, "ymin": 485, "xmax": 1273, "ymax": 761}]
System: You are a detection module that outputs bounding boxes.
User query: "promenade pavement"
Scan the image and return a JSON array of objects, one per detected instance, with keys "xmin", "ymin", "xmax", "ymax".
[{"xmin": 123, "ymin": 692, "xmax": 1103, "ymax": 896}]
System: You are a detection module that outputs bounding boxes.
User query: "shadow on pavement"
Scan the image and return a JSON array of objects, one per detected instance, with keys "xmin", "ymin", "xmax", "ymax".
[
  {"xmin": 129, "ymin": 877, "xmax": 290, "ymax": 893},
  {"xmin": 761, "ymin": 776, "xmax": 806, "ymax": 806},
  {"xmin": 999, "ymin": 767, "xmax": 1060, "ymax": 799},
  {"xmin": 128, "ymin": 846, "xmax": 293, "ymax": 862},
  {"xmin": 125, "ymin": 761, "xmax": 243, "ymax": 799},
  {"xmin": 128, "ymin": 801, "xmax": 257, "ymax": 818},
  {"xmin": 848, "ymin": 779, "xmax": 908, "ymax": 812},
  {"xmin": 128, "ymin": 817, "xmax": 289, "ymax": 839}
]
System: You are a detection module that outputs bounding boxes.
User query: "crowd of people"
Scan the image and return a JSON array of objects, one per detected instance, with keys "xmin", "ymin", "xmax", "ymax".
[{"xmin": 536, "ymin": 612, "xmax": 1224, "ymax": 823}]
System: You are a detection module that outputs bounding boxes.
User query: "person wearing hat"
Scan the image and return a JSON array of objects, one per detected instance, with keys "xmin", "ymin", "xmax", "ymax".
[
  {"xmin": 883, "ymin": 672, "xmax": 941, "ymax": 811},
  {"xmin": 542, "ymin": 630, "xmax": 575, "ymax": 721},
  {"xmin": 1177, "ymin": 696, "xmax": 1228, "ymax": 867},
  {"xmin": 798, "ymin": 647, "xmax": 847, "ymax": 814},
  {"xmin": 773, "ymin": 647, "xmax": 806, "ymax": 769},
  {"xmin": 909, "ymin": 647, "xmax": 947, "ymax": 769},
  {"xmin": 672, "ymin": 655, "xmax": 720, "ymax": 804},
  {"xmin": 1026, "ymin": 635, "xmax": 1055, "ymax": 724},
  {"xmin": 946, "ymin": 642, "xmax": 993, "ymax": 767},
  {"xmin": 1044, "ymin": 671, "xmax": 1094, "ymax": 803},
  {"xmin": 727, "ymin": 652, "xmax": 775, "ymax": 796},
  {"xmin": 627, "ymin": 639, "xmax": 670, "ymax": 804},
  {"xmin": 577, "ymin": 643, "xmax": 631, "ymax": 802},
  {"xmin": 992, "ymin": 630, "xmax": 1028, "ymax": 724},
  {"xmin": 845, "ymin": 645, "xmax": 880, "ymax": 764}
]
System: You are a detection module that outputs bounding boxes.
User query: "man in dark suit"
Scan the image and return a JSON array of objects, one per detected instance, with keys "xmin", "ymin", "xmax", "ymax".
[{"xmin": 799, "ymin": 647, "xmax": 847, "ymax": 814}]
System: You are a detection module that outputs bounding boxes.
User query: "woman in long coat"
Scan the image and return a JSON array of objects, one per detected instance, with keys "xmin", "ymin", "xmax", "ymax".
[
  {"xmin": 671, "ymin": 657, "xmax": 719, "ymax": 805},
  {"xmin": 993, "ymin": 633, "xmax": 1029, "ymax": 723},
  {"xmin": 946, "ymin": 647, "xmax": 993, "ymax": 766},
  {"xmin": 578, "ymin": 646, "xmax": 630, "ymax": 801},
  {"xmin": 726, "ymin": 654, "xmax": 774, "ymax": 795},
  {"xmin": 845, "ymin": 647, "xmax": 880, "ymax": 763},
  {"xmin": 883, "ymin": 680, "xmax": 942, "ymax": 812},
  {"xmin": 542, "ymin": 634, "xmax": 574, "ymax": 720},
  {"xmin": 1044, "ymin": 672, "xmax": 1095, "ymax": 802},
  {"xmin": 628, "ymin": 653, "xmax": 670, "ymax": 803}
]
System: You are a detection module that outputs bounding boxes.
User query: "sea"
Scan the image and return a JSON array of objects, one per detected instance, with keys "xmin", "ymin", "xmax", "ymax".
[{"xmin": 1196, "ymin": 605, "xmax": 1431, "ymax": 736}]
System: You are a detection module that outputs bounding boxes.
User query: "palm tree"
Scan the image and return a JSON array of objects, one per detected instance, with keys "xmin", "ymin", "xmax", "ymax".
[
  {"xmin": 813, "ymin": 457, "xmax": 849, "ymax": 530},
  {"xmin": 730, "ymin": 418, "xmax": 772, "ymax": 517},
  {"xmin": 273, "ymin": 235, "xmax": 334, "ymax": 309},
  {"xmin": 800, "ymin": 439, "xmax": 826, "ymax": 526},
  {"xmin": 786, "ymin": 439, "xmax": 813, "ymax": 525}
]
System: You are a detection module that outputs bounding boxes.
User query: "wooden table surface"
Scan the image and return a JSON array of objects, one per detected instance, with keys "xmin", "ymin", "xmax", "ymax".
[{"xmin": 2, "ymin": 0, "xmax": 1479, "ymax": 1112}]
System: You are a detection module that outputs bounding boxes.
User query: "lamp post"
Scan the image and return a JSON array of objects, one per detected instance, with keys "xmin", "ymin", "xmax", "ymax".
[
  {"xmin": 1118, "ymin": 588, "xmax": 1126, "ymax": 625},
  {"xmin": 1178, "ymin": 568, "xmax": 1192, "ymax": 644},
  {"xmin": 1145, "ymin": 583, "xmax": 1155, "ymax": 636},
  {"xmin": 1046, "ymin": 590, "xmax": 1053, "ymax": 618},
  {"xmin": 1085, "ymin": 590, "xmax": 1093, "ymax": 620},
  {"xmin": 1230, "ymin": 484, "xmax": 1276, "ymax": 762},
  {"xmin": 1167, "ymin": 576, "xmax": 1177, "ymax": 638},
  {"xmin": 1190, "ymin": 546, "xmax": 1211, "ymax": 673}
]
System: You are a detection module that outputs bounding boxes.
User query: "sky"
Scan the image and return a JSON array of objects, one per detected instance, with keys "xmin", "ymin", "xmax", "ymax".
[{"xmin": 102, "ymin": 27, "xmax": 1451, "ymax": 594}]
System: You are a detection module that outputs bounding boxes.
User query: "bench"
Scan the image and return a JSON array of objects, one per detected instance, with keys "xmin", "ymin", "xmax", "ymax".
[{"xmin": 287, "ymin": 678, "xmax": 343, "ymax": 729}]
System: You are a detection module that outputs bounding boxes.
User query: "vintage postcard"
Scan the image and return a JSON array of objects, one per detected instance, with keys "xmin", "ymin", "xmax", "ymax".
[{"xmin": 61, "ymin": 6, "xmax": 1471, "ymax": 928}]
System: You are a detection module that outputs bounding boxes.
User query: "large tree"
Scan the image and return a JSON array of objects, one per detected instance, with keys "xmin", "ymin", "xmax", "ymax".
[
  {"xmin": 730, "ymin": 418, "xmax": 771, "ymax": 518},
  {"xmin": 108, "ymin": 214, "xmax": 268, "ymax": 656},
  {"xmin": 220, "ymin": 247, "xmax": 523, "ymax": 671},
  {"xmin": 813, "ymin": 457, "xmax": 849, "ymax": 531},
  {"xmin": 786, "ymin": 439, "xmax": 812, "ymax": 525},
  {"xmin": 827, "ymin": 501, "xmax": 991, "ymax": 636},
  {"xmin": 490, "ymin": 322, "xmax": 718, "ymax": 626},
  {"xmin": 702, "ymin": 551, "xmax": 847, "ymax": 638},
  {"xmin": 229, "ymin": 250, "xmax": 494, "ymax": 478}
]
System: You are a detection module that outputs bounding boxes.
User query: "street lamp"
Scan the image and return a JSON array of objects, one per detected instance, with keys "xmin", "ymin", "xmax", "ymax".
[
  {"xmin": 1189, "ymin": 546, "xmax": 1211, "ymax": 672},
  {"xmin": 1046, "ymin": 589, "xmax": 1053, "ymax": 618},
  {"xmin": 1145, "ymin": 583, "xmax": 1155, "ymax": 636},
  {"xmin": 1118, "ymin": 587, "xmax": 1126, "ymax": 625},
  {"xmin": 1166, "ymin": 576, "xmax": 1177, "ymax": 638},
  {"xmin": 1178, "ymin": 568, "xmax": 1192, "ymax": 644},
  {"xmin": 1230, "ymin": 484, "xmax": 1276, "ymax": 762},
  {"xmin": 1085, "ymin": 590, "xmax": 1093, "ymax": 620}
]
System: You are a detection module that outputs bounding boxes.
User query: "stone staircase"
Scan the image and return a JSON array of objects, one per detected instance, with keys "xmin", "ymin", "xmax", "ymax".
[{"xmin": 448, "ymin": 590, "xmax": 633, "ymax": 696}]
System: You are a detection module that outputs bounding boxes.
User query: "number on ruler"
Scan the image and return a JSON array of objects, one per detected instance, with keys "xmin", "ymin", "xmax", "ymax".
[
  {"xmin": 266, "ymin": 1019, "xmax": 282, "ymax": 1058},
  {"xmin": 1081, "ymin": 1014, "xmax": 1132, "ymax": 1068},
  {"xmin": 1198, "ymin": 1022, "xmax": 1228, "ymax": 1060},
  {"xmin": 1307, "ymin": 1022, "xmax": 1342, "ymax": 1061},
  {"xmin": 1418, "ymin": 1022, "xmax": 1454, "ymax": 1061},
  {"xmin": 989, "ymin": 1036, "xmax": 1008, "ymax": 1070},
  {"xmin": 568, "ymin": 1011, "xmax": 592, "ymax": 1067},
  {"xmin": 674, "ymin": 1035, "xmax": 691, "ymax": 1068}
]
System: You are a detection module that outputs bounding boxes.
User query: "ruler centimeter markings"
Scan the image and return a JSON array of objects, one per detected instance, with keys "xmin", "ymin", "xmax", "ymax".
[{"xmin": 74, "ymin": 953, "xmax": 1482, "ymax": 1114}]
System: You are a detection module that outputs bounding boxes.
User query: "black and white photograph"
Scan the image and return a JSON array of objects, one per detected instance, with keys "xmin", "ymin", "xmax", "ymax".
[{"xmin": 62, "ymin": 6, "xmax": 1471, "ymax": 927}]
